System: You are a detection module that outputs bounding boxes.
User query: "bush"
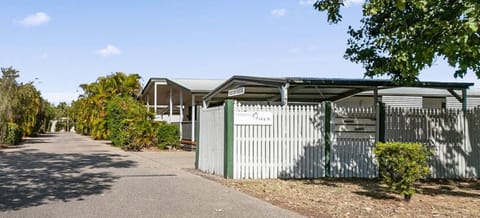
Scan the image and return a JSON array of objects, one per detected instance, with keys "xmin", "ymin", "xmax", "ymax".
[
  {"xmin": 106, "ymin": 96, "xmax": 157, "ymax": 151},
  {"xmin": 5, "ymin": 122, "xmax": 23, "ymax": 145},
  {"xmin": 156, "ymin": 123, "xmax": 180, "ymax": 149},
  {"xmin": 374, "ymin": 142, "xmax": 431, "ymax": 201}
]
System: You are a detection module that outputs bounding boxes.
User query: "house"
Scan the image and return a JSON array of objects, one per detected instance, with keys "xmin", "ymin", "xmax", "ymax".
[{"xmin": 140, "ymin": 78, "xmax": 224, "ymax": 144}]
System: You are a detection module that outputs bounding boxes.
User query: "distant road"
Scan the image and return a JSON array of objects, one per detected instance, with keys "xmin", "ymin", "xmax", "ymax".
[{"xmin": 0, "ymin": 132, "xmax": 301, "ymax": 218}]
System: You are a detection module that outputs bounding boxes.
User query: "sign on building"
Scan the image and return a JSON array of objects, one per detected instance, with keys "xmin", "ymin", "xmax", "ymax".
[{"xmin": 228, "ymin": 87, "xmax": 245, "ymax": 97}]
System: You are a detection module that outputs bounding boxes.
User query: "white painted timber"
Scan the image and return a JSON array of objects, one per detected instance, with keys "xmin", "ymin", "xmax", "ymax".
[
  {"xmin": 383, "ymin": 96, "xmax": 423, "ymax": 108},
  {"xmin": 233, "ymin": 103, "xmax": 325, "ymax": 179},
  {"xmin": 385, "ymin": 107, "xmax": 480, "ymax": 178},
  {"xmin": 198, "ymin": 105, "xmax": 225, "ymax": 176},
  {"xmin": 332, "ymin": 105, "xmax": 378, "ymax": 178}
]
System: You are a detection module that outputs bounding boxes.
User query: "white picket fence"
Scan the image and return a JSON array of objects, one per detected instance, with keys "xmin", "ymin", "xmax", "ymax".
[
  {"xmin": 198, "ymin": 101, "xmax": 480, "ymax": 179},
  {"xmin": 233, "ymin": 103, "xmax": 325, "ymax": 179},
  {"xmin": 331, "ymin": 106, "xmax": 378, "ymax": 178},
  {"xmin": 385, "ymin": 107, "xmax": 480, "ymax": 178},
  {"xmin": 198, "ymin": 105, "xmax": 225, "ymax": 176}
]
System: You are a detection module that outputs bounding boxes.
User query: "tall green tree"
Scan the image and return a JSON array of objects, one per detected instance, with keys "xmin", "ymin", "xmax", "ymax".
[
  {"xmin": 314, "ymin": 0, "xmax": 480, "ymax": 83},
  {"xmin": 0, "ymin": 67, "xmax": 53, "ymax": 143},
  {"xmin": 72, "ymin": 72, "xmax": 141, "ymax": 139}
]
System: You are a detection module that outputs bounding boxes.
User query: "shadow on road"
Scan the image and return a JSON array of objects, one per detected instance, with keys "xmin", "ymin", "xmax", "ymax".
[{"xmin": 0, "ymin": 149, "xmax": 137, "ymax": 211}]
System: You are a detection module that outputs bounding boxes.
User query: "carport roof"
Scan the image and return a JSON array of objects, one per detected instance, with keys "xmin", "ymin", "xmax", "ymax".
[{"xmin": 203, "ymin": 75, "xmax": 474, "ymax": 105}]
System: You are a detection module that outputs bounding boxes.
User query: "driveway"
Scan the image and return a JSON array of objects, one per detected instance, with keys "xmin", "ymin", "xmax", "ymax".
[{"xmin": 0, "ymin": 132, "xmax": 301, "ymax": 218}]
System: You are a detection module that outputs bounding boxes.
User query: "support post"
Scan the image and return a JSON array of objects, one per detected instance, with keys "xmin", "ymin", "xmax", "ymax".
[
  {"xmin": 191, "ymin": 95, "xmax": 196, "ymax": 142},
  {"xmin": 374, "ymin": 87, "xmax": 379, "ymax": 143},
  {"xmin": 280, "ymin": 83, "xmax": 290, "ymax": 106},
  {"xmin": 146, "ymin": 95, "xmax": 150, "ymax": 112},
  {"xmin": 169, "ymin": 87, "xmax": 173, "ymax": 123},
  {"xmin": 462, "ymin": 89, "xmax": 468, "ymax": 113},
  {"xmin": 195, "ymin": 105, "xmax": 200, "ymax": 169},
  {"xmin": 179, "ymin": 89, "xmax": 183, "ymax": 139},
  {"xmin": 324, "ymin": 101, "xmax": 332, "ymax": 177},
  {"xmin": 224, "ymin": 100, "xmax": 234, "ymax": 179},
  {"xmin": 154, "ymin": 82, "xmax": 158, "ymax": 116},
  {"xmin": 378, "ymin": 103, "xmax": 386, "ymax": 143}
]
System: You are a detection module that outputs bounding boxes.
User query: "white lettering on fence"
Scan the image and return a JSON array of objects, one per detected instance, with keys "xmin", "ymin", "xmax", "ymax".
[{"xmin": 234, "ymin": 111, "xmax": 273, "ymax": 125}]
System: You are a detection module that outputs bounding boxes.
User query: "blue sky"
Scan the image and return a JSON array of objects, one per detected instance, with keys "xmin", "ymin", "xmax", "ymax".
[{"xmin": 1, "ymin": 0, "xmax": 478, "ymax": 104}]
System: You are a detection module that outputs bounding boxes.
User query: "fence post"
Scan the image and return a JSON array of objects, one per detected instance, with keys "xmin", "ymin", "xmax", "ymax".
[
  {"xmin": 224, "ymin": 100, "xmax": 234, "ymax": 179},
  {"xmin": 195, "ymin": 105, "xmax": 200, "ymax": 169},
  {"xmin": 324, "ymin": 101, "xmax": 332, "ymax": 177},
  {"xmin": 378, "ymin": 103, "xmax": 386, "ymax": 143}
]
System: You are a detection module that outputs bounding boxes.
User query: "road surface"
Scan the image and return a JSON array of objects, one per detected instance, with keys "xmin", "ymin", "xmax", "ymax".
[{"xmin": 0, "ymin": 132, "xmax": 302, "ymax": 218}]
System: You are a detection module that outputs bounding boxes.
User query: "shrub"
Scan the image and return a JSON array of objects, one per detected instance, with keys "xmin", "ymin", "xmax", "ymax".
[
  {"xmin": 156, "ymin": 123, "xmax": 180, "ymax": 149},
  {"xmin": 374, "ymin": 142, "xmax": 431, "ymax": 201},
  {"xmin": 5, "ymin": 122, "xmax": 23, "ymax": 145},
  {"xmin": 106, "ymin": 96, "xmax": 157, "ymax": 151}
]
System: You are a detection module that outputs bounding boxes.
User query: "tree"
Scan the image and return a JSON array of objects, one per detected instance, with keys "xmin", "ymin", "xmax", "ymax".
[
  {"xmin": 0, "ymin": 67, "xmax": 53, "ymax": 143},
  {"xmin": 72, "ymin": 72, "xmax": 142, "ymax": 139},
  {"xmin": 314, "ymin": 0, "xmax": 480, "ymax": 83}
]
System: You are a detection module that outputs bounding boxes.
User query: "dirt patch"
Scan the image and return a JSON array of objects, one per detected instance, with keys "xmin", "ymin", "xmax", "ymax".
[{"xmin": 191, "ymin": 170, "xmax": 480, "ymax": 217}]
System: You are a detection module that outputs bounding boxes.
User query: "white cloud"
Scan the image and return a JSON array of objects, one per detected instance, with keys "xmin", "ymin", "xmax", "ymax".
[
  {"xmin": 271, "ymin": 8, "xmax": 287, "ymax": 17},
  {"xmin": 344, "ymin": 0, "xmax": 365, "ymax": 7},
  {"xmin": 299, "ymin": 0, "xmax": 316, "ymax": 6},
  {"xmin": 18, "ymin": 12, "xmax": 50, "ymax": 27},
  {"xmin": 96, "ymin": 44, "xmax": 121, "ymax": 57}
]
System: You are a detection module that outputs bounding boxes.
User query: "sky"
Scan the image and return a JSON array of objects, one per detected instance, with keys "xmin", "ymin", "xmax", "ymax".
[{"xmin": 1, "ymin": 0, "xmax": 478, "ymax": 105}]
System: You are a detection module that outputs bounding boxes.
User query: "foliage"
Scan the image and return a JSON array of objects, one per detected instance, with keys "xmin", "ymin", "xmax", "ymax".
[
  {"xmin": 106, "ymin": 95, "xmax": 157, "ymax": 151},
  {"xmin": 156, "ymin": 123, "xmax": 180, "ymax": 149},
  {"xmin": 374, "ymin": 142, "xmax": 431, "ymax": 201},
  {"xmin": 314, "ymin": 0, "xmax": 480, "ymax": 83},
  {"xmin": 4, "ymin": 122, "xmax": 23, "ymax": 145},
  {"xmin": 71, "ymin": 72, "xmax": 141, "ymax": 139},
  {"xmin": 0, "ymin": 67, "xmax": 52, "ymax": 143}
]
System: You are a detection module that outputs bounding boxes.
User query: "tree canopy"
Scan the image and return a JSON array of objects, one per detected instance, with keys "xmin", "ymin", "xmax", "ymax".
[
  {"xmin": 72, "ymin": 72, "xmax": 142, "ymax": 139},
  {"xmin": 0, "ymin": 67, "xmax": 54, "ymax": 144},
  {"xmin": 314, "ymin": 0, "xmax": 480, "ymax": 83}
]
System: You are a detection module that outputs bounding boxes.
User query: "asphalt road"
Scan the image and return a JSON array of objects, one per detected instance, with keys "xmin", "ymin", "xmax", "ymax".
[{"xmin": 0, "ymin": 132, "xmax": 302, "ymax": 218}]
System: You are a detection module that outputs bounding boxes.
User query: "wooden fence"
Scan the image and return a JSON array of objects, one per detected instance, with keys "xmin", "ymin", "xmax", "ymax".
[
  {"xmin": 233, "ymin": 103, "xmax": 325, "ymax": 179},
  {"xmin": 197, "ymin": 100, "xmax": 480, "ymax": 179},
  {"xmin": 385, "ymin": 107, "xmax": 480, "ymax": 178},
  {"xmin": 331, "ymin": 106, "xmax": 377, "ymax": 178},
  {"xmin": 197, "ymin": 105, "xmax": 225, "ymax": 176}
]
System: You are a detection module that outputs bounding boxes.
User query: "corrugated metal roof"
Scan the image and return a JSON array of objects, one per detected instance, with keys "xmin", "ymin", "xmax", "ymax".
[
  {"xmin": 203, "ymin": 75, "xmax": 474, "ymax": 105},
  {"xmin": 168, "ymin": 78, "xmax": 224, "ymax": 92},
  {"xmin": 359, "ymin": 87, "xmax": 480, "ymax": 97}
]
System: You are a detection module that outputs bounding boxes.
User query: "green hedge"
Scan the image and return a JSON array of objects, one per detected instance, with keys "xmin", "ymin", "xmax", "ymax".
[
  {"xmin": 106, "ymin": 96, "xmax": 157, "ymax": 151},
  {"xmin": 5, "ymin": 122, "xmax": 23, "ymax": 145},
  {"xmin": 374, "ymin": 142, "xmax": 431, "ymax": 201},
  {"xmin": 156, "ymin": 123, "xmax": 180, "ymax": 149}
]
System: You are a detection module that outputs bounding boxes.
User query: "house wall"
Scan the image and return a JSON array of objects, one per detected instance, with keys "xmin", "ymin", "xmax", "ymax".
[
  {"xmin": 446, "ymin": 97, "xmax": 480, "ymax": 109},
  {"xmin": 382, "ymin": 96, "xmax": 423, "ymax": 108}
]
